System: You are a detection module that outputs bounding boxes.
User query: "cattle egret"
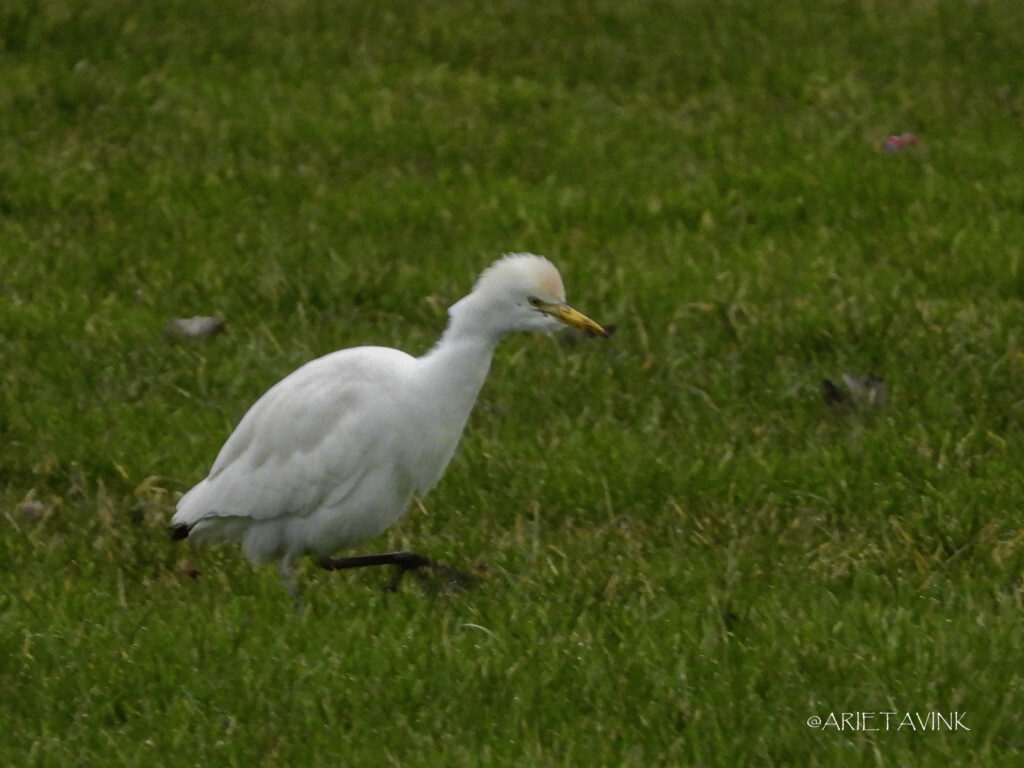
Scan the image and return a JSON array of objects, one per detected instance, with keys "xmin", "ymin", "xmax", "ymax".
[{"xmin": 170, "ymin": 253, "xmax": 607, "ymax": 595}]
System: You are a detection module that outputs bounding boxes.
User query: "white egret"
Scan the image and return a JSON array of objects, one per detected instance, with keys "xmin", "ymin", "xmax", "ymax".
[{"xmin": 170, "ymin": 253, "xmax": 607, "ymax": 594}]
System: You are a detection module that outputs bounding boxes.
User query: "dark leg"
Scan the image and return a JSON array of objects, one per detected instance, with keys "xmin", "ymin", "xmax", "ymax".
[
  {"xmin": 317, "ymin": 550, "xmax": 477, "ymax": 591},
  {"xmin": 318, "ymin": 550, "xmax": 434, "ymax": 591}
]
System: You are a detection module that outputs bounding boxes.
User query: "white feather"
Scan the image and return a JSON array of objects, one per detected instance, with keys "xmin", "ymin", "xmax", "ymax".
[{"xmin": 171, "ymin": 253, "xmax": 603, "ymax": 589}]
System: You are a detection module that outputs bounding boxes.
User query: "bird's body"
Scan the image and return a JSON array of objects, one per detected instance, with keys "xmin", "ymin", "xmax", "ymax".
[
  {"xmin": 175, "ymin": 342, "xmax": 489, "ymax": 567},
  {"xmin": 171, "ymin": 253, "xmax": 606, "ymax": 592}
]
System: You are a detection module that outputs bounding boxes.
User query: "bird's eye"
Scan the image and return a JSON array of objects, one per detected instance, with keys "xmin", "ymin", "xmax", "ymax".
[{"xmin": 527, "ymin": 296, "xmax": 542, "ymax": 307}]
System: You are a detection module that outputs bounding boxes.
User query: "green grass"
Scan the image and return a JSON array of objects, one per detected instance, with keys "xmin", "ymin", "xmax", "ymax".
[{"xmin": 3, "ymin": 0, "xmax": 1024, "ymax": 764}]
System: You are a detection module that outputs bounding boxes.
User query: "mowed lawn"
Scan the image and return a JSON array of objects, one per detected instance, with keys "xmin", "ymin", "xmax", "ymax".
[{"xmin": 2, "ymin": 0, "xmax": 1024, "ymax": 764}]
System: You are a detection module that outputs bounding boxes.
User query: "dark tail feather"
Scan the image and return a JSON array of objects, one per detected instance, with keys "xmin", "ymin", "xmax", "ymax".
[{"xmin": 169, "ymin": 523, "xmax": 191, "ymax": 541}]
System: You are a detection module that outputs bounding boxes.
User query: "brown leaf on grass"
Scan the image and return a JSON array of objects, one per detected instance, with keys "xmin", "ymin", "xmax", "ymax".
[
  {"xmin": 163, "ymin": 315, "xmax": 225, "ymax": 340},
  {"xmin": 17, "ymin": 500, "xmax": 46, "ymax": 523},
  {"xmin": 178, "ymin": 562, "xmax": 201, "ymax": 580},
  {"xmin": 822, "ymin": 373, "xmax": 889, "ymax": 410}
]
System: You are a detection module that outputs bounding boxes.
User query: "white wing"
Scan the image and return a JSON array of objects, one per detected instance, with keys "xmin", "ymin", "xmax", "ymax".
[{"xmin": 173, "ymin": 346, "xmax": 415, "ymax": 529}]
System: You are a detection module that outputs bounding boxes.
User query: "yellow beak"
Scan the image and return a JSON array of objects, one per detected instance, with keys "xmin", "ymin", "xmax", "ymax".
[{"xmin": 535, "ymin": 301, "xmax": 609, "ymax": 337}]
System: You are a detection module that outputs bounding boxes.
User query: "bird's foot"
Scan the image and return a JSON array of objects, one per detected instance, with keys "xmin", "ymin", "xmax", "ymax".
[
  {"xmin": 384, "ymin": 551, "xmax": 434, "ymax": 592},
  {"xmin": 415, "ymin": 561, "xmax": 480, "ymax": 592},
  {"xmin": 317, "ymin": 550, "xmax": 479, "ymax": 592}
]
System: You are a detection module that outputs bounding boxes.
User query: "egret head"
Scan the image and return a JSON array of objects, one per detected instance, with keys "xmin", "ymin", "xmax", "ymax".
[{"xmin": 452, "ymin": 253, "xmax": 607, "ymax": 338}]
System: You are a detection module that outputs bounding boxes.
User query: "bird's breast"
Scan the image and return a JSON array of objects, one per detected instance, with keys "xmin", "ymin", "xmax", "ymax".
[{"xmin": 395, "ymin": 399, "xmax": 472, "ymax": 495}]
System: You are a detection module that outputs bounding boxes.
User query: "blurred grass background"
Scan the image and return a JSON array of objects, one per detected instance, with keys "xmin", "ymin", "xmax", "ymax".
[{"xmin": 2, "ymin": 0, "xmax": 1023, "ymax": 765}]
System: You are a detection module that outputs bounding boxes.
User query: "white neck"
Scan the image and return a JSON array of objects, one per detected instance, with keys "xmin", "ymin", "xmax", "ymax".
[{"xmin": 413, "ymin": 296, "xmax": 506, "ymax": 439}]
